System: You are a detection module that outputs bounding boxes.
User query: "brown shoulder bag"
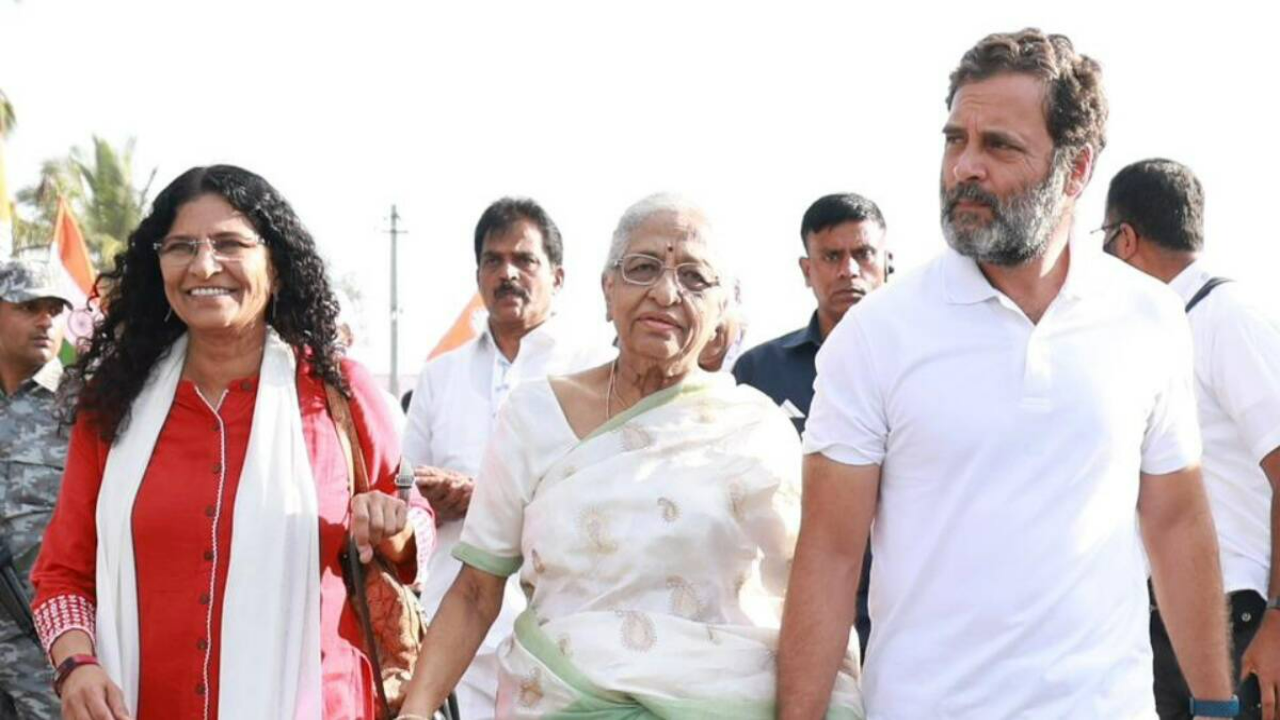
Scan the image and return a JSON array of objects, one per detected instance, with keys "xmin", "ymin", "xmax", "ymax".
[{"xmin": 325, "ymin": 383, "xmax": 426, "ymax": 718}]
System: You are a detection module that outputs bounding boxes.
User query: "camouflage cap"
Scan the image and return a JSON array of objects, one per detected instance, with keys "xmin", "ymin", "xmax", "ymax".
[{"xmin": 0, "ymin": 259, "xmax": 73, "ymax": 305}]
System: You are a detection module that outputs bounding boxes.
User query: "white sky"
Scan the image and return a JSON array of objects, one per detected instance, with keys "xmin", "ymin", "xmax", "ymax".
[{"xmin": 3, "ymin": 1, "xmax": 1276, "ymax": 388}]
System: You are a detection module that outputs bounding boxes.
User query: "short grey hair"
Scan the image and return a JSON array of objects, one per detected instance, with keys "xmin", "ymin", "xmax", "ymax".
[{"xmin": 603, "ymin": 193, "xmax": 719, "ymax": 275}]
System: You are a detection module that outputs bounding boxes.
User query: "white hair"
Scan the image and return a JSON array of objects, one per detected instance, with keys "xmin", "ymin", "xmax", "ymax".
[
  {"xmin": 604, "ymin": 193, "xmax": 722, "ymax": 275},
  {"xmin": 601, "ymin": 192, "xmax": 696, "ymax": 267}
]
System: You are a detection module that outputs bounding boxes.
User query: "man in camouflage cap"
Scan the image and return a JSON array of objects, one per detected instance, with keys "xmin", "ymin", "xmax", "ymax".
[{"xmin": 0, "ymin": 259, "xmax": 72, "ymax": 719}]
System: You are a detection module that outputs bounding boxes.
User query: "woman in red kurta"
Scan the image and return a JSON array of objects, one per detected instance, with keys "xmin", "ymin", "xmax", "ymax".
[{"xmin": 30, "ymin": 165, "xmax": 428, "ymax": 720}]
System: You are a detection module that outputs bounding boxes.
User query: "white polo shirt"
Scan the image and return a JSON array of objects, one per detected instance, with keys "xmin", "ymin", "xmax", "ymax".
[
  {"xmin": 804, "ymin": 240, "xmax": 1201, "ymax": 719},
  {"xmin": 1171, "ymin": 260, "xmax": 1280, "ymax": 598}
]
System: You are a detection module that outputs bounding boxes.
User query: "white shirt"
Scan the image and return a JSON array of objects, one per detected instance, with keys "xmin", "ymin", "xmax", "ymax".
[
  {"xmin": 804, "ymin": 240, "xmax": 1201, "ymax": 719},
  {"xmin": 402, "ymin": 314, "xmax": 612, "ymax": 636},
  {"xmin": 1171, "ymin": 260, "xmax": 1280, "ymax": 597}
]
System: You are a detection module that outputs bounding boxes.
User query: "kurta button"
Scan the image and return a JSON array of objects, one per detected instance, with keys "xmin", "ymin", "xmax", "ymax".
[
  {"xmin": 203, "ymin": 549, "xmax": 214, "ymax": 561},
  {"xmin": 204, "ymin": 506, "xmax": 216, "ymax": 518},
  {"xmin": 212, "ymin": 423, "xmax": 220, "ymax": 432},
  {"xmin": 212, "ymin": 462, "xmax": 222, "ymax": 474},
  {"xmin": 199, "ymin": 593, "xmax": 210, "ymax": 605},
  {"xmin": 196, "ymin": 683, "xmax": 206, "ymax": 695},
  {"xmin": 197, "ymin": 638, "xmax": 208, "ymax": 650},
  {"xmin": 239, "ymin": 381, "xmax": 252, "ymax": 391}
]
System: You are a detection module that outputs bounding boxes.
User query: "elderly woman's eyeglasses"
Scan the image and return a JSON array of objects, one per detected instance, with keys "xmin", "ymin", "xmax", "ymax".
[
  {"xmin": 152, "ymin": 234, "xmax": 265, "ymax": 266},
  {"xmin": 615, "ymin": 254, "xmax": 720, "ymax": 294}
]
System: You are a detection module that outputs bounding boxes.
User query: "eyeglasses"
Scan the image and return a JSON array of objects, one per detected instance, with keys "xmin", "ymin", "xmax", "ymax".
[
  {"xmin": 1092, "ymin": 222, "xmax": 1124, "ymax": 255},
  {"xmin": 614, "ymin": 254, "xmax": 720, "ymax": 294},
  {"xmin": 152, "ymin": 234, "xmax": 264, "ymax": 265}
]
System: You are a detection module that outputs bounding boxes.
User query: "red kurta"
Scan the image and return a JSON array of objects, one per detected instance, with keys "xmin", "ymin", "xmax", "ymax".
[{"xmin": 31, "ymin": 358, "xmax": 419, "ymax": 720}]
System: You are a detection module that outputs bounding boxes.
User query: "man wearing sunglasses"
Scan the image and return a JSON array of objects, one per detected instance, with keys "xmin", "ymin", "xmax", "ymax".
[
  {"xmin": 1104, "ymin": 158, "xmax": 1280, "ymax": 719},
  {"xmin": 0, "ymin": 260, "xmax": 73, "ymax": 720}
]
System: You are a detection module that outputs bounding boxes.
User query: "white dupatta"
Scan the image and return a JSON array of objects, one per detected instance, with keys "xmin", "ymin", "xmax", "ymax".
[{"xmin": 94, "ymin": 331, "xmax": 323, "ymax": 719}]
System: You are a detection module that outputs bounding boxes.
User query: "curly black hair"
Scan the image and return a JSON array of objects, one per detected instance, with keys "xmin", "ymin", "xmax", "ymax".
[{"xmin": 67, "ymin": 164, "xmax": 347, "ymax": 441}]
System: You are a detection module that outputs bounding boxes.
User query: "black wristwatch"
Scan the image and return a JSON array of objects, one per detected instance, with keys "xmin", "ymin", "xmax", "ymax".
[{"xmin": 1189, "ymin": 695, "xmax": 1240, "ymax": 717}]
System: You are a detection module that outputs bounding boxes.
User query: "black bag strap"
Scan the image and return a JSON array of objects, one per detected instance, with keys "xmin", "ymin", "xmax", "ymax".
[{"xmin": 1185, "ymin": 277, "xmax": 1232, "ymax": 313}]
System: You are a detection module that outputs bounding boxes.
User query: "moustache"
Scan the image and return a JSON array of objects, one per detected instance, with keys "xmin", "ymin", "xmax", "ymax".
[
  {"xmin": 495, "ymin": 283, "xmax": 529, "ymax": 300},
  {"xmin": 944, "ymin": 183, "xmax": 1000, "ymax": 217}
]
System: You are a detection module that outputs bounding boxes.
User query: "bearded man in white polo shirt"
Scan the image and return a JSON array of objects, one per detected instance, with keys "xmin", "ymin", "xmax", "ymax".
[
  {"xmin": 1103, "ymin": 158, "xmax": 1280, "ymax": 720},
  {"xmin": 403, "ymin": 197, "xmax": 611, "ymax": 719},
  {"xmin": 778, "ymin": 29, "xmax": 1238, "ymax": 719}
]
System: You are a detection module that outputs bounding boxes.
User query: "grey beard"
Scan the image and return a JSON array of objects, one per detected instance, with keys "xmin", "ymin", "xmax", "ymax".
[{"xmin": 940, "ymin": 164, "xmax": 1069, "ymax": 267}]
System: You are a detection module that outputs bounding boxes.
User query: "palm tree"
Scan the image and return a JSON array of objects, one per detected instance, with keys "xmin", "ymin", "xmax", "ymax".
[
  {"xmin": 14, "ymin": 136, "xmax": 155, "ymax": 266},
  {"xmin": 0, "ymin": 89, "xmax": 15, "ymax": 139},
  {"xmin": 74, "ymin": 137, "xmax": 155, "ymax": 262}
]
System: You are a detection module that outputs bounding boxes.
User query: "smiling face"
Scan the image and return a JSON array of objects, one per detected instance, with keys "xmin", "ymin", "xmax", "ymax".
[
  {"xmin": 0, "ymin": 297, "xmax": 67, "ymax": 378},
  {"xmin": 939, "ymin": 73, "xmax": 1074, "ymax": 266},
  {"xmin": 159, "ymin": 194, "xmax": 276, "ymax": 338},
  {"xmin": 604, "ymin": 211, "xmax": 724, "ymax": 370}
]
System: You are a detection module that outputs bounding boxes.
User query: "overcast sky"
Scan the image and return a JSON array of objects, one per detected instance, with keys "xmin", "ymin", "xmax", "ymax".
[{"xmin": 3, "ymin": 0, "xmax": 1275, "ymax": 385}]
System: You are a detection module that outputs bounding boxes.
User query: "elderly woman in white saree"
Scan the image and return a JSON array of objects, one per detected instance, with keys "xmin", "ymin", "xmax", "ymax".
[{"xmin": 399, "ymin": 195, "xmax": 863, "ymax": 719}]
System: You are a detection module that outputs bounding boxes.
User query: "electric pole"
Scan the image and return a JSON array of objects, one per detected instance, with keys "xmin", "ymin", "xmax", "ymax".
[{"xmin": 386, "ymin": 205, "xmax": 407, "ymax": 397}]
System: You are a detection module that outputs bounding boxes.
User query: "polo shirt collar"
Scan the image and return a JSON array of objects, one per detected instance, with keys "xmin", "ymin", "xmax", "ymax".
[
  {"xmin": 781, "ymin": 312, "xmax": 824, "ymax": 350},
  {"xmin": 1167, "ymin": 258, "xmax": 1210, "ymax": 305},
  {"xmin": 941, "ymin": 246, "xmax": 1000, "ymax": 305},
  {"xmin": 942, "ymin": 232, "xmax": 1102, "ymax": 305}
]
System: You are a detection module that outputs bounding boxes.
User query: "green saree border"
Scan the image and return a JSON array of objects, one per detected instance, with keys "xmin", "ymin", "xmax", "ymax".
[
  {"xmin": 452, "ymin": 541, "xmax": 522, "ymax": 577},
  {"xmin": 583, "ymin": 376, "xmax": 714, "ymax": 442},
  {"xmin": 515, "ymin": 610, "xmax": 864, "ymax": 719}
]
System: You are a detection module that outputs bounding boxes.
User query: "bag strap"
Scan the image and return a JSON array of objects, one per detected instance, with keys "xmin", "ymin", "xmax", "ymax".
[
  {"xmin": 323, "ymin": 383, "xmax": 393, "ymax": 719},
  {"xmin": 1185, "ymin": 277, "xmax": 1232, "ymax": 313},
  {"xmin": 324, "ymin": 382, "xmax": 372, "ymax": 495}
]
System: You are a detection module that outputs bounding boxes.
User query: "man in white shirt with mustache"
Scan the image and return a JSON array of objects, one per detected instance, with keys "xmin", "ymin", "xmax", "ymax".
[{"xmin": 403, "ymin": 197, "xmax": 610, "ymax": 719}]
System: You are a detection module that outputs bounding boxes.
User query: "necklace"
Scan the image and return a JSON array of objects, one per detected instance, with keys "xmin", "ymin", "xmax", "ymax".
[{"xmin": 605, "ymin": 359, "xmax": 618, "ymax": 420}]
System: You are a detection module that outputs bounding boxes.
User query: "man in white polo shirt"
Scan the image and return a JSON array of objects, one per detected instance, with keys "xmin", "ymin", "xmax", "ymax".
[
  {"xmin": 778, "ymin": 29, "xmax": 1237, "ymax": 719},
  {"xmin": 1103, "ymin": 158, "xmax": 1280, "ymax": 719},
  {"xmin": 403, "ymin": 197, "xmax": 611, "ymax": 719}
]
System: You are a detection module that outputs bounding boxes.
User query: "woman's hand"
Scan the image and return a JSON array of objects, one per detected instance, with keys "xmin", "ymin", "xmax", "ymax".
[
  {"xmin": 61, "ymin": 664, "xmax": 132, "ymax": 720},
  {"xmin": 351, "ymin": 492, "xmax": 409, "ymax": 563}
]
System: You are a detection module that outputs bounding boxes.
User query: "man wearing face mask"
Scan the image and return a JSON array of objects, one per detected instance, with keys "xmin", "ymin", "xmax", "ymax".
[
  {"xmin": 402, "ymin": 197, "xmax": 611, "ymax": 719},
  {"xmin": 0, "ymin": 260, "xmax": 72, "ymax": 720},
  {"xmin": 732, "ymin": 192, "xmax": 890, "ymax": 657}
]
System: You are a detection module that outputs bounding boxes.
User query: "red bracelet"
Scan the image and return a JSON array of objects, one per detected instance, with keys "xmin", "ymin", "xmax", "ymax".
[{"xmin": 53, "ymin": 654, "xmax": 99, "ymax": 697}]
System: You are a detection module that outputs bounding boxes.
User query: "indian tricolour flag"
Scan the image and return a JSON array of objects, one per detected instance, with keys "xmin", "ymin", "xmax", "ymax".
[{"xmin": 48, "ymin": 196, "xmax": 98, "ymax": 362}]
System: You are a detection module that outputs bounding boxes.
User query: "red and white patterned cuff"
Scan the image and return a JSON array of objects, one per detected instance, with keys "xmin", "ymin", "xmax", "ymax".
[
  {"xmin": 33, "ymin": 594, "xmax": 96, "ymax": 657},
  {"xmin": 406, "ymin": 506, "xmax": 437, "ymax": 590}
]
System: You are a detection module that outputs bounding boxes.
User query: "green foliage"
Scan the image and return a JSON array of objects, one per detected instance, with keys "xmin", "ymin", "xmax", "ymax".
[
  {"xmin": 13, "ymin": 136, "xmax": 155, "ymax": 268},
  {"xmin": 0, "ymin": 89, "xmax": 14, "ymax": 139}
]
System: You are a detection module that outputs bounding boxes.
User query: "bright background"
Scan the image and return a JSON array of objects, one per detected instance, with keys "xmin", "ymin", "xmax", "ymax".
[{"xmin": 3, "ymin": 1, "xmax": 1275, "ymax": 389}]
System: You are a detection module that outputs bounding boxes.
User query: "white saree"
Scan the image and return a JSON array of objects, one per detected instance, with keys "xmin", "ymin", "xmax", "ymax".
[{"xmin": 454, "ymin": 373, "xmax": 863, "ymax": 719}]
